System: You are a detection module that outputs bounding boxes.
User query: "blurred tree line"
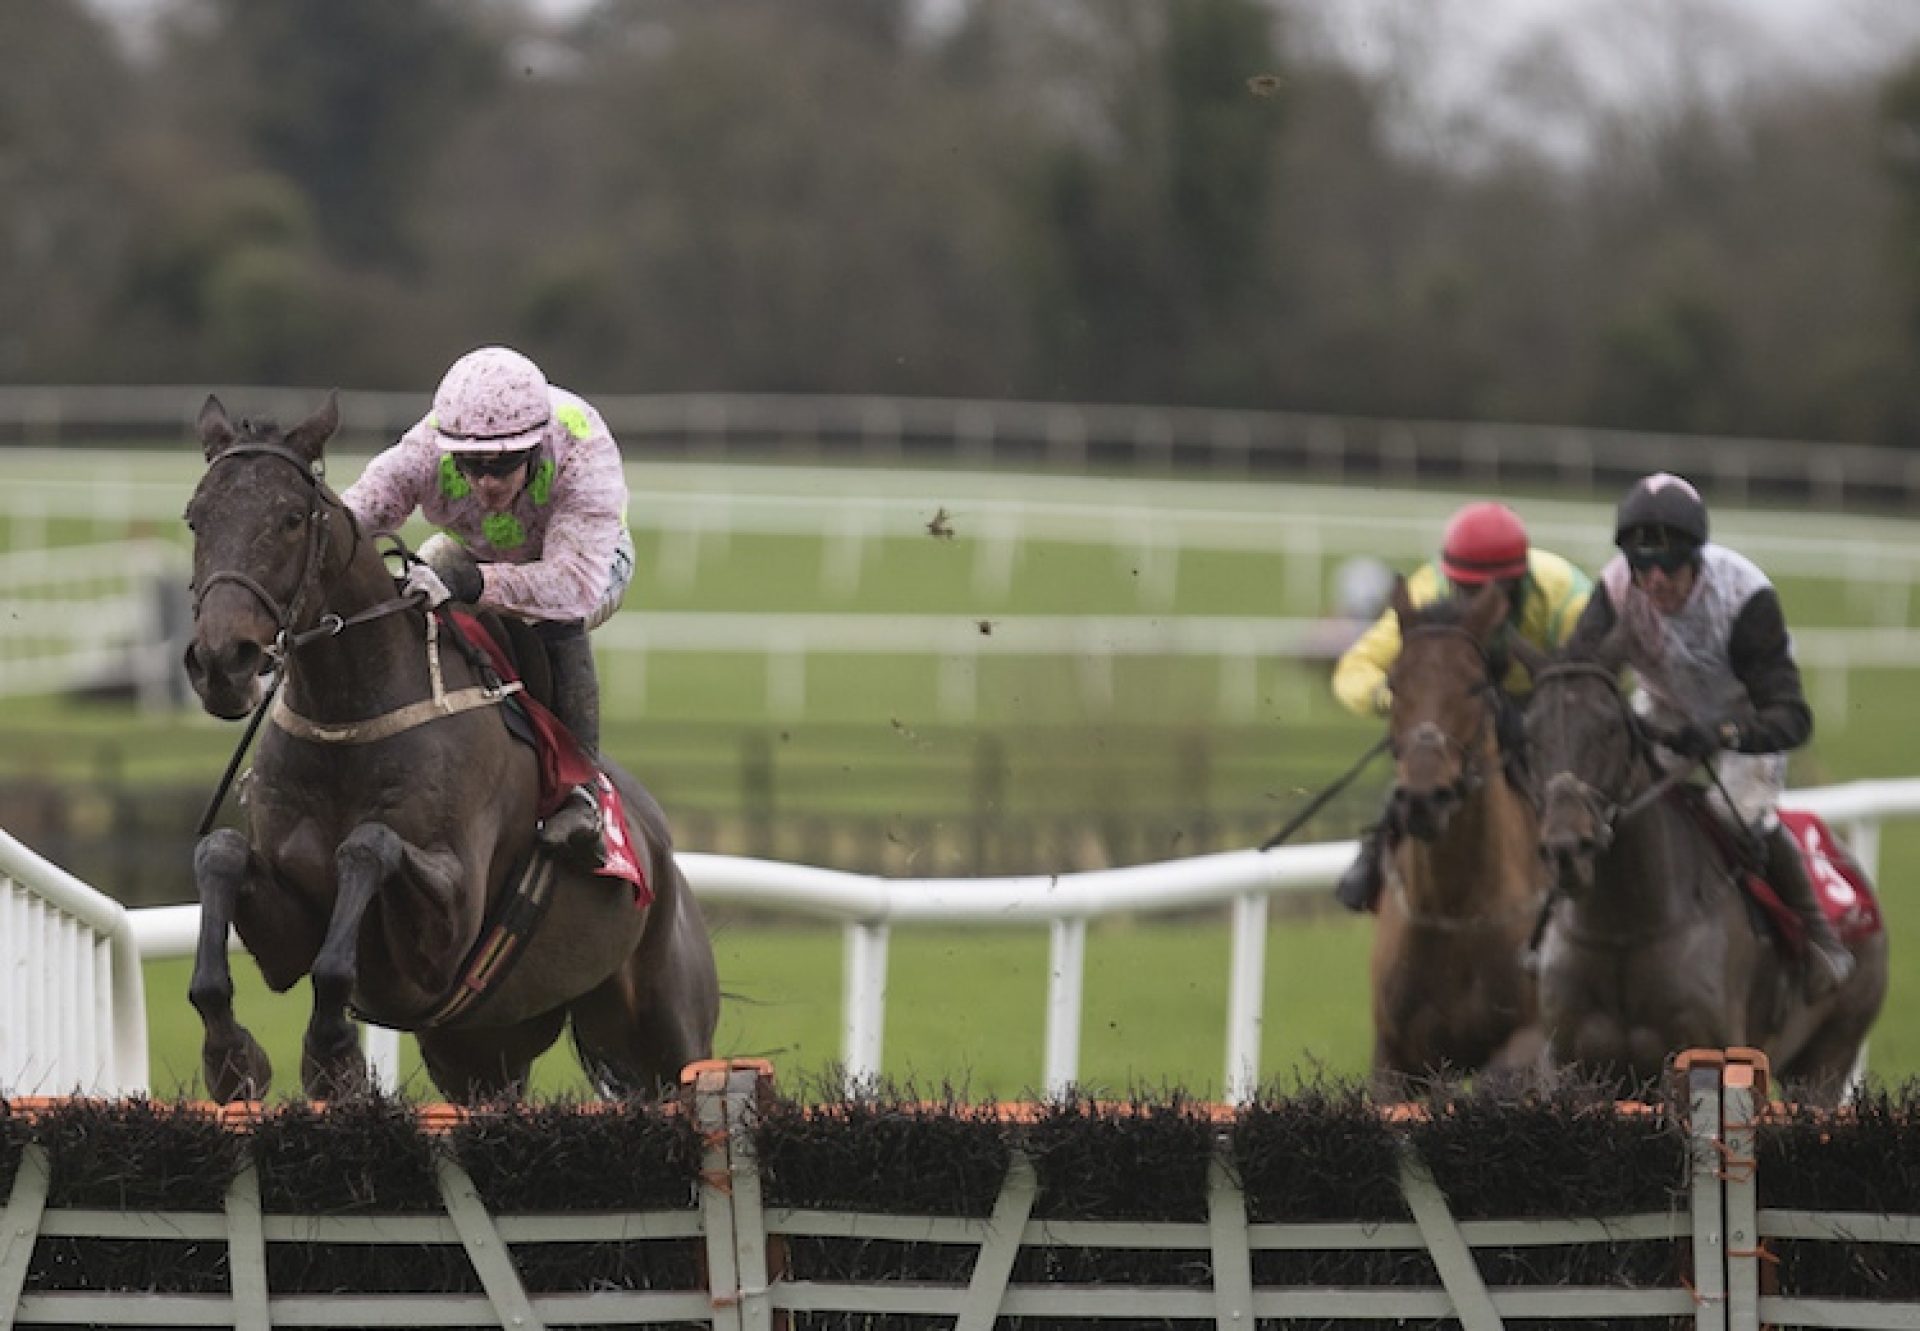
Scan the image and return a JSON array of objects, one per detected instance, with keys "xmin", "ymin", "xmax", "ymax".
[{"xmin": 6, "ymin": 0, "xmax": 1920, "ymax": 444}]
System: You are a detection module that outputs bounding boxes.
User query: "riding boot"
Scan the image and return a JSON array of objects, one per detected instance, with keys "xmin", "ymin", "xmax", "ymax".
[
  {"xmin": 1334, "ymin": 825, "xmax": 1388, "ymax": 913},
  {"xmin": 1764, "ymin": 822, "xmax": 1854, "ymax": 1000},
  {"xmin": 538, "ymin": 626, "xmax": 607, "ymax": 870}
]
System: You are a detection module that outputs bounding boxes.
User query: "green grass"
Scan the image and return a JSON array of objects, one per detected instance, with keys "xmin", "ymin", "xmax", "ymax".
[
  {"xmin": 6, "ymin": 451, "xmax": 1919, "ymax": 1099},
  {"xmin": 143, "ymin": 910, "xmax": 1376, "ymax": 1102}
]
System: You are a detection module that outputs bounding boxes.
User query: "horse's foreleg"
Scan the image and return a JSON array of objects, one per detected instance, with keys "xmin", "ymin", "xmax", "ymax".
[
  {"xmin": 189, "ymin": 830, "xmax": 275, "ymax": 1102},
  {"xmin": 300, "ymin": 822, "xmax": 429, "ymax": 1099}
]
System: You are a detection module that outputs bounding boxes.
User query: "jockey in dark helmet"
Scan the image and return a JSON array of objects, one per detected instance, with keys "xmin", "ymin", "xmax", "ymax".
[
  {"xmin": 1330, "ymin": 501, "xmax": 1593, "ymax": 912},
  {"xmin": 342, "ymin": 346, "xmax": 635, "ymax": 871},
  {"xmin": 1565, "ymin": 471, "xmax": 1853, "ymax": 998}
]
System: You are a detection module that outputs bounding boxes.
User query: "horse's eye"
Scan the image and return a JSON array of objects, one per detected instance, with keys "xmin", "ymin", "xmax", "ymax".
[{"xmin": 282, "ymin": 509, "xmax": 305, "ymax": 533}]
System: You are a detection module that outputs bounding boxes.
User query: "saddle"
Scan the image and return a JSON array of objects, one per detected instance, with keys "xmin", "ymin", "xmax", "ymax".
[
  {"xmin": 438, "ymin": 608, "xmax": 649, "ymax": 900},
  {"xmin": 1671, "ymin": 786, "xmax": 1883, "ymax": 956}
]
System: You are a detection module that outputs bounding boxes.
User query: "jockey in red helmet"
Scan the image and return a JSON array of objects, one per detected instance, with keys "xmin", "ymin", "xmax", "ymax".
[
  {"xmin": 1564, "ymin": 472, "xmax": 1852, "ymax": 998},
  {"xmin": 1329, "ymin": 501, "xmax": 1593, "ymax": 912},
  {"xmin": 342, "ymin": 346, "xmax": 635, "ymax": 870}
]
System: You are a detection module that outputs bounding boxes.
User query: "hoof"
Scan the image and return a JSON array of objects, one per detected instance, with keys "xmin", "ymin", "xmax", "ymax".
[
  {"xmin": 204, "ymin": 1030, "xmax": 273, "ymax": 1104},
  {"xmin": 301, "ymin": 1032, "xmax": 370, "ymax": 1101}
]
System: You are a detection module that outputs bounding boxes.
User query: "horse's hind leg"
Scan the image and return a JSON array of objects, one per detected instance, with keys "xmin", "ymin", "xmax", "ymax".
[
  {"xmin": 417, "ymin": 1009, "xmax": 567, "ymax": 1103},
  {"xmin": 189, "ymin": 830, "xmax": 279, "ymax": 1102},
  {"xmin": 569, "ymin": 883, "xmax": 719, "ymax": 1098},
  {"xmin": 1781, "ymin": 1015, "xmax": 1876, "ymax": 1109},
  {"xmin": 568, "ymin": 967, "xmax": 697, "ymax": 1098}
]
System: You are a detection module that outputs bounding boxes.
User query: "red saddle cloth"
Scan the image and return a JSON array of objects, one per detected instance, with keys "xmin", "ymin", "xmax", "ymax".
[
  {"xmin": 1767, "ymin": 810, "xmax": 1884, "ymax": 948},
  {"xmin": 446, "ymin": 610, "xmax": 651, "ymax": 907},
  {"xmin": 1684, "ymin": 792, "xmax": 1884, "ymax": 956}
]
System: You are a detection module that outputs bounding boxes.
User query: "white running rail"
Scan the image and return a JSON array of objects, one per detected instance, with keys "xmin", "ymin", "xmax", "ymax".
[
  {"xmin": 3, "ymin": 778, "xmax": 1913, "ymax": 1101},
  {"xmin": 0, "ymin": 825, "xmax": 149, "ymax": 1094}
]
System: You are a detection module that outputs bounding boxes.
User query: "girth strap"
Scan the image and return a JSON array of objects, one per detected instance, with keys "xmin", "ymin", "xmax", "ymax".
[{"xmin": 270, "ymin": 681, "xmax": 523, "ymax": 745}]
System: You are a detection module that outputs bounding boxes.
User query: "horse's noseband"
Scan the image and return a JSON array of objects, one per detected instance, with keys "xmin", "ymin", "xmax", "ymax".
[
  {"xmin": 1541, "ymin": 769, "xmax": 1617, "ymax": 853},
  {"xmin": 1393, "ymin": 719, "xmax": 1486, "ymax": 802}
]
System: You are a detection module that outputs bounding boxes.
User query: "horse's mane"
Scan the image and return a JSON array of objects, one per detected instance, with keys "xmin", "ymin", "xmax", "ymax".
[
  {"xmin": 233, "ymin": 414, "xmax": 285, "ymax": 444},
  {"xmin": 1398, "ymin": 587, "xmax": 1513, "ymax": 685},
  {"xmin": 1538, "ymin": 618, "xmax": 1631, "ymax": 676},
  {"xmin": 1398, "ymin": 594, "xmax": 1473, "ymax": 631}
]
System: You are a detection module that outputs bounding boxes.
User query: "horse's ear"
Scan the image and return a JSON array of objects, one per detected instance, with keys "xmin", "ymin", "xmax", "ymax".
[
  {"xmin": 1510, "ymin": 633, "xmax": 1550, "ymax": 677},
  {"xmin": 1594, "ymin": 620, "xmax": 1632, "ymax": 674},
  {"xmin": 198, "ymin": 394, "xmax": 236, "ymax": 459},
  {"xmin": 1389, "ymin": 575, "xmax": 1414, "ymax": 622},
  {"xmin": 1463, "ymin": 581, "xmax": 1508, "ymax": 641},
  {"xmin": 283, "ymin": 390, "xmax": 340, "ymax": 462}
]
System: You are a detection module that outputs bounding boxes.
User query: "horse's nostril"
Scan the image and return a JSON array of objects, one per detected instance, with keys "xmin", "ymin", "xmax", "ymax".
[{"xmin": 230, "ymin": 640, "xmax": 262, "ymax": 675}]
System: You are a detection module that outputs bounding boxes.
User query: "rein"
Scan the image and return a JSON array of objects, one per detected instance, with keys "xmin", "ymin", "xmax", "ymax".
[
  {"xmin": 1258, "ymin": 734, "xmax": 1391, "ymax": 851},
  {"xmin": 1525, "ymin": 660, "xmax": 1762, "ymax": 932}
]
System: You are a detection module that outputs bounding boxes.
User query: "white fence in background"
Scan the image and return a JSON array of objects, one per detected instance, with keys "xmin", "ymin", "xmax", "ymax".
[
  {"xmin": 9, "ymin": 454, "xmax": 1920, "ymax": 599},
  {"xmin": 4, "ymin": 777, "xmax": 1913, "ymax": 1100},
  {"xmin": 0, "ymin": 540, "xmax": 1906, "ymax": 726},
  {"xmin": 0, "ymin": 539, "xmax": 190, "ymax": 706},
  {"xmin": 592, "ymin": 613, "xmax": 1920, "ymax": 725},
  {"xmin": 5, "ymin": 384, "xmax": 1920, "ymax": 507}
]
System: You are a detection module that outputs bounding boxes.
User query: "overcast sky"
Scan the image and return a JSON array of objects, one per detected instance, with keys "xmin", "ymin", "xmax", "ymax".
[{"xmin": 1309, "ymin": 0, "xmax": 1920, "ymax": 160}]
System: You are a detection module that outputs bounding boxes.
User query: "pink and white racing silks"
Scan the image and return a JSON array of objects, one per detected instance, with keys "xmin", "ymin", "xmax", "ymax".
[{"xmin": 342, "ymin": 386, "xmax": 630, "ymax": 624}]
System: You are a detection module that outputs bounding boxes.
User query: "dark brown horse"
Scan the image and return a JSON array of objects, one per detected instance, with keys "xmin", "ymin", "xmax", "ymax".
[
  {"xmin": 1520, "ymin": 635, "xmax": 1888, "ymax": 1106},
  {"xmin": 183, "ymin": 394, "xmax": 719, "ymax": 1103},
  {"xmin": 1369, "ymin": 581, "xmax": 1545, "ymax": 1097}
]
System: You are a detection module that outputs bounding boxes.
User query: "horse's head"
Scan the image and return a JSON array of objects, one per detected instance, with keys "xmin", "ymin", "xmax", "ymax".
[
  {"xmin": 183, "ymin": 393, "xmax": 344, "ymax": 719},
  {"xmin": 1521, "ymin": 629, "xmax": 1643, "ymax": 895},
  {"xmin": 1385, "ymin": 579, "xmax": 1508, "ymax": 842}
]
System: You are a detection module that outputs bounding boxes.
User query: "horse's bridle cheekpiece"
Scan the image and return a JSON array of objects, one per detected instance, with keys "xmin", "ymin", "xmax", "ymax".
[
  {"xmin": 1529, "ymin": 661, "xmax": 1694, "ymax": 836},
  {"xmin": 192, "ymin": 442, "xmax": 341, "ymax": 659},
  {"xmin": 1390, "ymin": 623, "xmax": 1501, "ymax": 799}
]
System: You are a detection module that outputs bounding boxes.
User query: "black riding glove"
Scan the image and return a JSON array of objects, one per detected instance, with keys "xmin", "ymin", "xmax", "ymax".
[
  {"xmin": 421, "ymin": 534, "xmax": 484, "ymax": 604},
  {"xmin": 1659, "ymin": 719, "xmax": 1728, "ymax": 760}
]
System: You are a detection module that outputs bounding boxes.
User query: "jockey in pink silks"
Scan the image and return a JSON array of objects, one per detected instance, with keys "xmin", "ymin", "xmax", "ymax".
[{"xmin": 342, "ymin": 345, "xmax": 634, "ymax": 869}]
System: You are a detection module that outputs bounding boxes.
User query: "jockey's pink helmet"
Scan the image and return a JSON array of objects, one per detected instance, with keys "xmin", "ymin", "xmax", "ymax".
[{"xmin": 431, "ymin": 346, "xmax": 553, "ymax": 454}]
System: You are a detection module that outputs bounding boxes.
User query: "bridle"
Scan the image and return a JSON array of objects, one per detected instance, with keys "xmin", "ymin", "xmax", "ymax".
[
  {"xmin": 1389, "ymin": 623, "xmax": 1502, "ymax": 805},
  {"xmin": 1527, "ymin": 661, "xmax": 1693, "ymax": 845},
  {"xmin": 190, "ymin": 442, "xmax": 413, "ymax": 659}
]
